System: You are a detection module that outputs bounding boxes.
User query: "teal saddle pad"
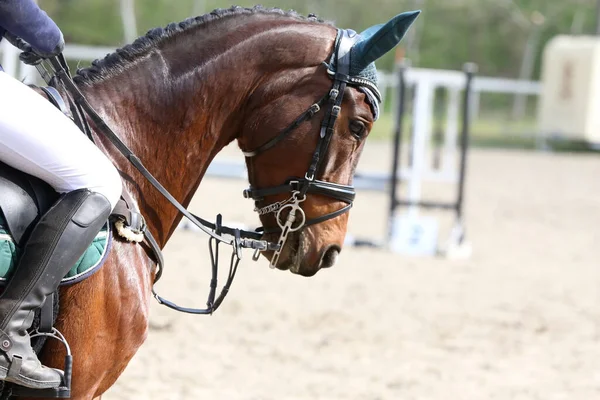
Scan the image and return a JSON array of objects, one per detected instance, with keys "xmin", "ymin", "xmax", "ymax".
[{"xmin": 0, "ymin": 214, "xmax": 111, "ymax": 286}]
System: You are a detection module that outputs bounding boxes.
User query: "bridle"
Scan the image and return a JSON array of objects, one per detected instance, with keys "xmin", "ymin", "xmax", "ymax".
[
  {"xmin": 31, "ymin": 27, "xmax": 380, "ymax": 315},
  {"xmin": 241, "ymin": 29, "xmax": 381, "ymax": 268}
]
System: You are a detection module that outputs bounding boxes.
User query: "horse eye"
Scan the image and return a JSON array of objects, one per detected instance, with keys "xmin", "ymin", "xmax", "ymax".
[{"xmin": 349, "ymin": 120, "xmax": 366, "ymax": 139}]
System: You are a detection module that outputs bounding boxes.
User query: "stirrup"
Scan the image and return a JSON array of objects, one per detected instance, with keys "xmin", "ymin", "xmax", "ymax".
[{"xmin": 8, "ymin": 328, "xmax": 72, "ymax": 399}]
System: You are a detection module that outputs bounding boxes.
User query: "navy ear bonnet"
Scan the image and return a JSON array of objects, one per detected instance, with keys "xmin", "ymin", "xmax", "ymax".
[{"xmin": 325, "ymin": 10, "xmax": 421, "ymax": 120}]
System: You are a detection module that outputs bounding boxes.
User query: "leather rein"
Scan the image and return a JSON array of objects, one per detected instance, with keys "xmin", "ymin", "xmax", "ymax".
[{"xmin": 34, "ymin": 28, "xmax": 379, "ymax": 314}]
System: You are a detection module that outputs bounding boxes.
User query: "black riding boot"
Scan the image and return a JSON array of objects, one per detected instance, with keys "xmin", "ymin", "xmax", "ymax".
[{"xmin": 0, "ymin": 189, "xmax": 111, "ymax": 389}]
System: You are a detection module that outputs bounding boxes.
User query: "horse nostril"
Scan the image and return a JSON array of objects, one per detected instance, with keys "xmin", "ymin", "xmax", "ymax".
[{"xmin": 321, "ymin": 245, "xmax": 341, "ymax": 268}]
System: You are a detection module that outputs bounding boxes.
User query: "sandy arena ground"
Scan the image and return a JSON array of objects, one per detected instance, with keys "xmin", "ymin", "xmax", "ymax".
[{"xmin": 104, "ymin": 143, "xmax": 600, "ymax": 400}]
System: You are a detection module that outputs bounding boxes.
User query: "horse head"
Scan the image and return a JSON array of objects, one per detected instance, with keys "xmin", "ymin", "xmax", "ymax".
[
  {"xmin": 73, "ymin": 7, "xmax": 419, "ymax": 278},
  {"xmin": 238, "ymin": 11, "xmax": 420, "ymax": 276}
]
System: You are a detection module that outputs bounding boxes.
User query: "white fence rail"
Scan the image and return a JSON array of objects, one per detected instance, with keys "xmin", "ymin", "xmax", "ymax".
[{"xmin": 377, "ymin": 67, "xmax": 541, "ymax": 95}]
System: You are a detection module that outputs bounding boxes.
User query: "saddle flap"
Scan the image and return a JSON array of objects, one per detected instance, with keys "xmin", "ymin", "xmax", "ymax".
[{"xmin": 0, "ymin": 162, "xmax": 58, "ymax": 246}]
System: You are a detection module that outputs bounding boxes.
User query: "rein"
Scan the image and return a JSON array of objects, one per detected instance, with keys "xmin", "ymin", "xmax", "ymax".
[
  {"xmin": 38, "ymin": 56, "xmax": 272, "ymax": 315},
  {"xmin": 32, "ymin": 27, "xmax": 378, "ymax": 314}
]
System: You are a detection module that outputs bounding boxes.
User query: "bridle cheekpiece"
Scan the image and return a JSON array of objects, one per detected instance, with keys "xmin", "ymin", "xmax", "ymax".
[{"xmin": 241, "ymin": 29, "xmax": 381, "ymax": 268}]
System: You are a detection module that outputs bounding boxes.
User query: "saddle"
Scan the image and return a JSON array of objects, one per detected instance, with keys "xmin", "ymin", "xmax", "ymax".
[{"xmin": 0, "ymin": 161, "xmax": 57, "ymax": 247}]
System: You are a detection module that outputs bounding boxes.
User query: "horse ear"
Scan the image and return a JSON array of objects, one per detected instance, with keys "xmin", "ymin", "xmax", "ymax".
[{"xmin": 350, "ymin": 10, "xmax": 421, "ymax": 72}]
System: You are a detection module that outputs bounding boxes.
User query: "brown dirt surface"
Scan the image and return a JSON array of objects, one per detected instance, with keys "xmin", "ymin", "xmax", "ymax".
[{"xmin": 104, "ymin": 143, "xmax": 600, "ymax": 400}]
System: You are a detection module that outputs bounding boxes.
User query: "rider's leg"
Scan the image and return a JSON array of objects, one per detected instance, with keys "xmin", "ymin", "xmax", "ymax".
[{"xmin": 0, "ymin": 71, "xmax": 122, "ymax": 389}]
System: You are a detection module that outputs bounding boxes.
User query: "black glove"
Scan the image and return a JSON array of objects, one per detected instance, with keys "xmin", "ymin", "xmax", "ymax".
[
  {"xmin": 3, "ymin": 31, "xmax": 64, "ymax": 65},
  {"xmin": 19, "ymin": 49, "xmax": 44, "ymax": 66},
  {"xmin": 3, "ymin": 31, "xmax": 30, "ymax": 51}
]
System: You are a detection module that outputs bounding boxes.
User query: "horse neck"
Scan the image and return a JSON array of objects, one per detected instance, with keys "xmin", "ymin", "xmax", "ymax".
[{"xmin": 80, "ymin": 18, "xmax": 334, "ymax": 246}]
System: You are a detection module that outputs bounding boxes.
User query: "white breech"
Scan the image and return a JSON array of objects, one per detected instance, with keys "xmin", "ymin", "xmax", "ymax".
[{"xmin": 0, "ymin": 71, "xmax": 121, "ymax": 210}]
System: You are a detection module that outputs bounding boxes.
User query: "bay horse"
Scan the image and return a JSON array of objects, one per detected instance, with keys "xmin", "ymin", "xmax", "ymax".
[{"xmin": 13, "ymin": 6, "xmax": 419, "ymax": 399}]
